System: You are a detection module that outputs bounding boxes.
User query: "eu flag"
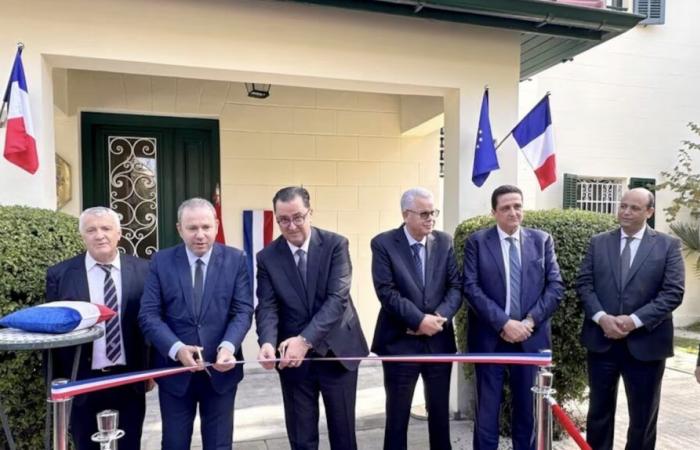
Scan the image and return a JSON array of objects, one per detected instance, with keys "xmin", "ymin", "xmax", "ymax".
[{"xmin": 471, "ymin": 89, "xmax": 499, "ymax": 187}]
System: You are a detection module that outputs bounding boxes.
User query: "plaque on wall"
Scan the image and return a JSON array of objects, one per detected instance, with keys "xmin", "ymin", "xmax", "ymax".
[{"xmin": 55, "ymin": 154, "xmax": 71, "ymax": 210}]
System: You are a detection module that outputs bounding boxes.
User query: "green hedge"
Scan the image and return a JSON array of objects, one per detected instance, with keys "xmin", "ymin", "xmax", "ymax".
[
  {"xmin": 0, "ymin": 206, "xmax": 83, "ymax": 450},
  {"xmin": 453, "ymin": 209, "xmax": 617, "ymax": 431}
]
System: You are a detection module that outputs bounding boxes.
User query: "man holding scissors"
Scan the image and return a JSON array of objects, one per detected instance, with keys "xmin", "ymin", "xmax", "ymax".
[{"xmin": 139, "ymin": 198, "xmax": 253, "ymax": 450}]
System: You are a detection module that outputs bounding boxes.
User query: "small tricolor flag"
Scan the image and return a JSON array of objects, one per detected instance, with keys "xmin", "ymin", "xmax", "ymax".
[
  {"xmin": 2, "ymin": 46, "xmax": 38, "ymax": 174},
  {"xmin": 243, "ymin": 210, "xmax": 274, "ymax": 305},
  {"xmin": 511, "ymin": 95, "xmax": 556, "ymax": 190},
  {"xmin": 213, "ymin": 184, "xmax": 226, "ymax": 244}
]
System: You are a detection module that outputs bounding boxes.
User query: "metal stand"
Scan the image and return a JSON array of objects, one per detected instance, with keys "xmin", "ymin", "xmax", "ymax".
[
  {"xmin": 91, "ymin": 410, "xmax": 124, "ymax": 450},
  {"xmin": 532, "ymin": 367, "xmax": 555, "ymax": 450},
  {"xmin": 50, "ymin": 380, "xmax": 71, "ymax": 450},
  {"xmin": 0, "ymin": 326, "xmax": 103, "ymax": 450}
]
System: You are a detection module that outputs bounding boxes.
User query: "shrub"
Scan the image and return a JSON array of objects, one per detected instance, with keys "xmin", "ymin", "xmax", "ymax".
[
  {"xmin": 453, "ymin": 209, "xmax": 617, "ymax": 434},
  {"xmin": 0, "ymin": 206, "xmax": 83, "ymax": 450}
]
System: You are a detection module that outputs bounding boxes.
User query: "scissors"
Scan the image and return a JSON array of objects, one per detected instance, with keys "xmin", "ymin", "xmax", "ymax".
[{"xmin": 194, "ymin": 347, "xmax": 213, "ymax": 378}]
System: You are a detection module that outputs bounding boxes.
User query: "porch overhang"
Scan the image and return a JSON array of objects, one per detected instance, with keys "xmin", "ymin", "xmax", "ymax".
[{"xmin": 284, "ymin": 0, "xmax": 644, "ymax": 80}]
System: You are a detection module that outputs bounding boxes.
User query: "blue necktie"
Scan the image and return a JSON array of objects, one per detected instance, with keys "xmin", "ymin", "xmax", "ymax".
[
  {"xmin": 296, "ymin": 249, "xmax": 307, "ymax": 290},
  {"xmin": 506, "ymin": 237, "xmax": 521, "ymax": 320},
  {"xmin": 411, "ymin": 243, "xmax": 424, "ymax": 287},
  {"xmin": 98, "ymin": 264, "xmax": 122, "ymax": 363},
  {"xmin": 193, "ymin": 259, "xmax": 204, "ymax": 317}
]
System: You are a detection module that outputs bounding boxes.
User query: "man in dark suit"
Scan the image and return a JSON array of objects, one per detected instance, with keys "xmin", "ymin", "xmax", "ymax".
[
  {"xmin": 370, "ymin": 187, "xmax": 462, "ymax": 450},
  {"xmin": 139, "ymin": 198, "xmax": 253, "ymax": 450},
  {"xmin": 577, "ymin": 187, "xmax": 685, "ymax": 450},
  {"xmin": 696, "ymin": 344, "xmax": 700, "ymax": 384},
  {"xmin": 255, "ymin": 186, "xmax": 369, "ymax": 450},
  {"xmin": 46, "ymin": 207, "xmax": 150, "ymax": 450},
  {"xmin": 463, "ymin": 184, "xmax": 564, "ymax": 450}
]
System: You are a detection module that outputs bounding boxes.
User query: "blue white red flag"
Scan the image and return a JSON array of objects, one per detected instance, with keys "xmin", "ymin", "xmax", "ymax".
[
  {"xmin": 512, "ymin": 95, "xmax": 556, "ymax": 190},
  {"xmin": 243, "ymin": 210, "xmax": 273, "ymax": 306},
  {"xmin": 2, "ymin": 47, "xmax": 38, "ymax": 174},
  {"xmin": 471, "ymin": 89, "xmax": 499, "ymax": 187}
]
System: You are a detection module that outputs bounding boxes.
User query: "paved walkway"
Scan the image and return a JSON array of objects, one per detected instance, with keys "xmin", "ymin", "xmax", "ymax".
[{"xmin": 140, "ymin": 348, "xmax": 700, "ymax": 449}]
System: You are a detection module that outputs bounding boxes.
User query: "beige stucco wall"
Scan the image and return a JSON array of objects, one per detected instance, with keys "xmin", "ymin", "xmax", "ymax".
[{"xmin": 53, "ymin": 68, "xmax": 443, "ymax": 357}]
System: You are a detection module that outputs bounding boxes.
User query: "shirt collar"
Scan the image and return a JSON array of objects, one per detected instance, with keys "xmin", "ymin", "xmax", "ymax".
[
  {"xmin": 85, "ymin": 252, "xmax": 121, "ymax": 271},
  {"xmin": 622, "ymin": 224, "xmax": 646, "ymax": 241},
  {"xmin": 185, "ymin": 246, "xmax": 213, "ymax": 266},
  {"xmin": 287, "ymin": 234, "xmax": 311, "ymax": 255},
  {"xmin": 497, "ymin": 225, "xmax": 521, "ymax": 242},
  {"xmin": 403, "ymin": 226, "xmax": 427, "ymax": 247}
]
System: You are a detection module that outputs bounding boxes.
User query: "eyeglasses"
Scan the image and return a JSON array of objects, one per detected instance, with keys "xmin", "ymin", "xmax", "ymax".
[
  {"xmin": 276, "ymin": 210, "xmax": 310, "ymax": 228},
  {"xmin": 406, "ymin": 209, "xmax": 440, "ymax": 220}
]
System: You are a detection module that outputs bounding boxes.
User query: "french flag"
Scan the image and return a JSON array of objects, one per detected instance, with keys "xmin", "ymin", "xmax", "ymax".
[
  {"xmin": 2, "ymin": 47, "xmax": 38, "ymax": 174},
  {"xmin": 512, "ymin": 95, "xmax": 556, "ymax": 190},
  {"xmin": 243, "ymin": 210, "xmax": 274, "ymax": 305}
]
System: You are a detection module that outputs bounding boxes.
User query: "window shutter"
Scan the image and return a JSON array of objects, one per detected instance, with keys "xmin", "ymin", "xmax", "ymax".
[
  {"xmin": 563, "ymin": 173, "xmax": 578, "ymax": 209},
  {"xmin": 634, "ymin": 0, "xmax": 665, "ymax": 25},
  {"xmin": 629, "ymin": 177, "xmax": 656, "ymax": 228}
]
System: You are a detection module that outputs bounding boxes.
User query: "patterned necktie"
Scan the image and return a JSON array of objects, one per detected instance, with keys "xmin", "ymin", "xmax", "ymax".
[
  {"xmin": 97, "ymin": 264, "xmax": 122, "ymax": 364},
  {"xmin": 506, "ymin": 237, "xmax": 522, "ymax": 320},
  {"xmin": 620, "ymin": 236, "xmax": 633, "ymax": 287},
  {"xmin": 296, "ymin": 249, "xmax": 307, "ymax": 289},
  {"xmin": 193, "ymin": 259, "xmax": 204, "ymax": 317},
  {"xmin": 411, "ymin": 243, "xmax": 424, "ymax": 287}
]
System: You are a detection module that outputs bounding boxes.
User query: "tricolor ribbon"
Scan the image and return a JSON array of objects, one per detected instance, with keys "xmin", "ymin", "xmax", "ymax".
[{"xmin": 51, "ymin": 352, "xmax": 552, "ymax": 401}]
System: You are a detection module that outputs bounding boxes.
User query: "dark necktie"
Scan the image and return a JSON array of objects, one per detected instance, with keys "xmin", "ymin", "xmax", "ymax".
[
  {"xmin": 193, "ymin": 259, "xmax": 204, "ymax": 316},
  {"xmin": 411, "ymin": 243, "xmax": 424, "ymax": 287},
  {"xmin": 506, "ymin": 237, "xmax": 522, "ymax": 320},
  {"xmin": 296, "ymin": 249, "xmax": 307, "ymax": 289},
  {"xmin": 97, "ymin": 264, "xmax": 122, "ymax": 364},
  {"xmin": 620, "ymin": 236, "xmax": 633, "ymax": 287}
]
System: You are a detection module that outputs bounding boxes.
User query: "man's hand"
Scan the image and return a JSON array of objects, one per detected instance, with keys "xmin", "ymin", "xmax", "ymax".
[
  {"xmin": 176, "ymin": 345, "xmax": 205, "ymax": 372},
  {"xmin": 500, "ymin": 320, "xmax": 532, "ymax": 343},
  {"xmin": 522, "ymin": 316, "xmax": 535, "ymax": 333},
  {"xmin": 615, "ymin": 315, "xmax": 636, "ymax": 334},
  {"xmin": 599, "ymin": 314, "xmax": 628, "ymax": 339},
  {"xmin": 695, "ymin": 366, "xmax": 700, "ymax": 384},
  {"xmin": 258, "ymin": 343, "xmax": 277, "ymax": 370},
  {"xmin": 416, "ymin": 314, "xmax": 447, "ymax": 337},
  {"xmin": 278, "ymin": 336, "xmax": 311, "ymax": 369},
  {"xmin": 213, "ymin": 346, "xmax": 237, "ymax": 372}
]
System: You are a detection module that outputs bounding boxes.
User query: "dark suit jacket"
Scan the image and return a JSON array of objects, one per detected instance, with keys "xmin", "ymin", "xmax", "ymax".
[
  {"xmin": 138, "ymin": 243, "xmax": 253, "ymax": 396},
  {"xmin": 576, "ymin": 227, "xmax": 685, "ymax": 361},
  {"xmin": 255, "ymin": 227, "xmax": 368, "ymax": 371},
  {"xmin": 463, "ymin": 226, "xmax": 565, "ymax": 353},
  {"xmin": 45, "ymin": 253, "xmax": 150, "ymax": 394},
  {"xmin": 370, "ymin": 226, "xmax": 462, "ymax": 355}
]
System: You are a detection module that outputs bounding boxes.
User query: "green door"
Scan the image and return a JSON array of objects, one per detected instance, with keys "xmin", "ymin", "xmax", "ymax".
[{"xmin": 81, "ymin": 112, "xmax": 220, "ymax": 257}]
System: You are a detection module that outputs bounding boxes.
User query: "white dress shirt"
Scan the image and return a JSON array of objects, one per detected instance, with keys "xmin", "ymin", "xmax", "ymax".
[
  {"xmin": 85, "ymin": 252, "xmax": 126, "ymax": 369},
  {"xmin": 287, "ymin": 236, "xmax": 311, "ymax": 264},
  {"xmin": 403, "ymin": 226, "xmax": 427, "ymax": 282},
  {"xmin": 497, "ymin": 226, "xmax": 521, "ymax": 317},
  {"xmin": 592, "ymin": 224, "xmax": 646, "ymax": 329}
]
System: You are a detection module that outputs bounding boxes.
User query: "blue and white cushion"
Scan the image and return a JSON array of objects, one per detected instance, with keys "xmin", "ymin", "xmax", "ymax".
[{"xmin": 0, "ymin": 301, "xmax": 116, "ymax": 334}]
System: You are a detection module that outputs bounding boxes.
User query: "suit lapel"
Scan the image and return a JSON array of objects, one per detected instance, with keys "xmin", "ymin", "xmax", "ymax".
[
  {"xmin": 275, "ymin": 237, "xmax": 307, "ymax": 305},
  {"xmin": 175, "ymin": 246, "xmax": 196, "ymax": 319},
  {"xmin": 305, "ymin": 228, "xmax": 322, "ymax": 314},
  {"xmin": 199, "ymin": 244, "xmax": 222, "ymax": 319},
  {"xmin": 119, "ymin": 254, "xmax": 133, "ymax": 319},
  {"xmin": 485, "ymin": 227, "xmax": 507, "ymax": 294},
  {"xmin": 623, "ymin": 228, "xmax": 657, "ymax": 289},
  {"xmin": 395, "ymin": 226, "xmax": 423, "ymax": 292},
  {"xmin": 606, "ymin": 229, "xmax": 623, "ymax": 292},
  {"xmin": 424, "ymin": 232, "xmax": 436, "ymax": 293},
  {"xmin": 72, "ymin": 254, "xmax": 91, "ymax": 302}
]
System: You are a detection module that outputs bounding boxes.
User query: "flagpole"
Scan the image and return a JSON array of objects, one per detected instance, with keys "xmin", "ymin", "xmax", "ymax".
[
  {"xmin": 494, "ymin": 91, "xmax": 551, "ymax": 151},
  {"xmin": 0, "ymin": 43, "xmax": 24, "ymax": 128}
]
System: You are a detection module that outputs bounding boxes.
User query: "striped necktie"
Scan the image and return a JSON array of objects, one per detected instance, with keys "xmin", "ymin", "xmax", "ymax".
[
  {"xmin": 97, "ymin": 264, "xmax": 122, "ymax": 364},
  {"xmin": 506, "ymin": 237, "xmax": 522, "ymax": 320}
]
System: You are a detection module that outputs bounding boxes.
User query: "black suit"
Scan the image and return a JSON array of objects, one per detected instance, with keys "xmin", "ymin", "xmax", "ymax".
[
  {"xmin": 577, "ymin": 227, "xmax": 685, "ymax": 450},
  {"xmin": 371, "ymin": 226, "xmax": 462, "ymax": 450},
  {"xmin": 255, "ymin": 227, "xmax": 368, "ymax": 450},
  {"xmin": 46, "ymin": 253, "xmax": 149, "ymax": 450}
]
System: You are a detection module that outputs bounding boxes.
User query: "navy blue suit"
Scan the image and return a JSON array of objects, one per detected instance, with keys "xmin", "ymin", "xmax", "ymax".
[
  {"xmin": 139, "ymin": 243, "xmax": 253, "ymax": 450},
  {"xmin": 46, "ymin": 253, "xmax": 149, "ymax": 450},
  {"xmin": 577, "ymin": 227, "xmax": 684, "ymax": 450},
  {"xmin": 370, "ymin": 226, "xmax": 462, "ymax": 450},
  {"xmin": 255, "ymin": 227, "xmax": 368, "ymax": 450},
  {"xmin": 463, "ymin": 226, "xmax": 564, "ymax": 450}
]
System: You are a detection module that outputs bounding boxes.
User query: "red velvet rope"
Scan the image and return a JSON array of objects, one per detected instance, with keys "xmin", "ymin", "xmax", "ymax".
[{"xmin": 548, "ymin": 399, "xmax": 592, "ymax": 450}]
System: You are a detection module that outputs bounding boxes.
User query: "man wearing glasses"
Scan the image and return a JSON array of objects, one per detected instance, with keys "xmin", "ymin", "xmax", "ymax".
[
  {"xmin": 255, "ymin": 186, "xmax": 368, "ymax": 450},
  {"xmin": 370, "ymin": 187, "xmax": 462, "ymax": 450}
]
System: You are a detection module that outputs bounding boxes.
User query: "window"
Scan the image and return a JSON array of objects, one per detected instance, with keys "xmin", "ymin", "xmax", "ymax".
[
  {"xmin": 634, "ymin": 0, "xmax": 665, "ymax": 25},
  {"xmin": 563, "ymin": 174, "xmax": 656, "ymax": 227}
]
